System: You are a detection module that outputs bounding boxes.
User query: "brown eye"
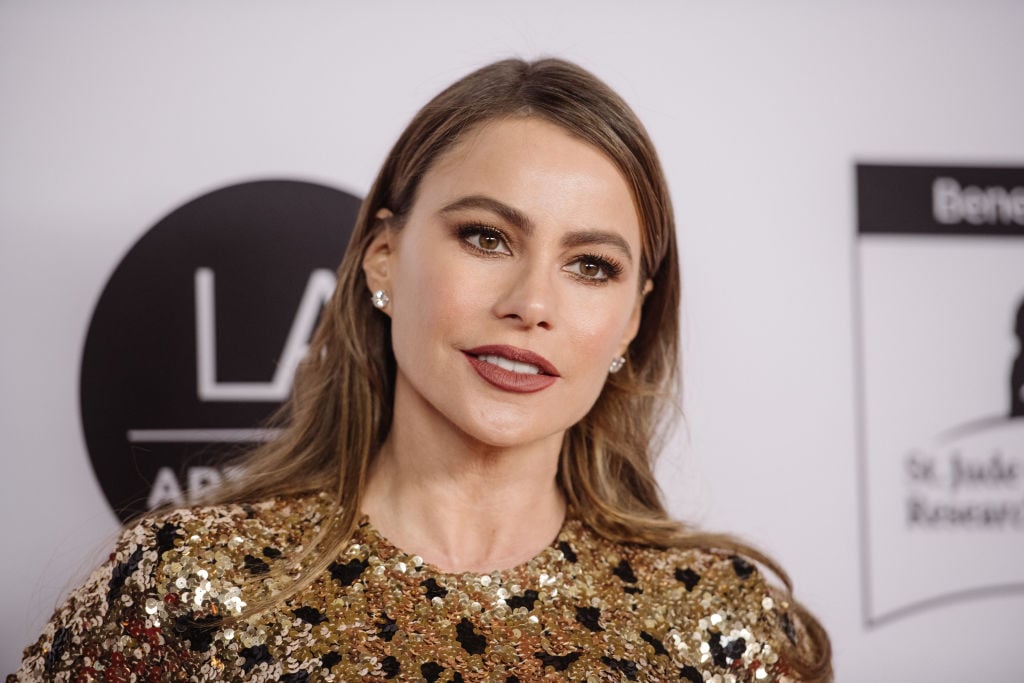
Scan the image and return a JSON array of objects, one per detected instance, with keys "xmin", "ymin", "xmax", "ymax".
[
  {"xmin": 564, "ymin": 256, "xmax": 619, "ymax": 283},
  {"xmin": 461, "ymin": 228, "xmax": 511, "ymax": 254}
]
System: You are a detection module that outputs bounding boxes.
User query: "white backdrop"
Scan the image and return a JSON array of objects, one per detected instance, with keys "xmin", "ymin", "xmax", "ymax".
[{"xmin": 3, "ymin": 1, "xmax": 1023, "ymax": 679}]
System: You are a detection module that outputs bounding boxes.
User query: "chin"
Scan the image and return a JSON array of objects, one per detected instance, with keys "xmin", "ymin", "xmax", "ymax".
[
  {"xmin": 461, "ymin": 422, "xmax": 550, "ymax": 451},
  {"xmin": 455, "ymin": 404, "xmax": 587, "ymax": 453}
]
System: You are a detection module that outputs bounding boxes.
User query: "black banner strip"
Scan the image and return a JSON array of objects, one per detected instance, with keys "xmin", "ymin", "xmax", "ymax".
[{"xmin": 857, "ymin": 164, "xmax": 1024, "ymax": 236}]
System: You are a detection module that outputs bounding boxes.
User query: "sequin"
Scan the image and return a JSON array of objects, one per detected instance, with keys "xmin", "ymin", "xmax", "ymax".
[{"xmin": 9, "ymin": 492, "xmax": 812, "ymax": 681}]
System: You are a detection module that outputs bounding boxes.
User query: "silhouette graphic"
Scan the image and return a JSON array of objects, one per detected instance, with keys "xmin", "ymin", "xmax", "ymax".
[{"xmin": 1012, "ymin": 297, "xmax": 1024, "ymax": 417}]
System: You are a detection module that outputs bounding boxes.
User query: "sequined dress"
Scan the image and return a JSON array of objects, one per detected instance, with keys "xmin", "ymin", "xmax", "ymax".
[{"xmin": 10, "ymin": 493, "xmax": 809, "ymax": 682}]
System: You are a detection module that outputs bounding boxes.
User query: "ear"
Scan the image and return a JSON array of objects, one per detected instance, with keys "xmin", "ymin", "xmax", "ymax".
[
  {"xmin": 617, "ymin": 278, "xmax": 653, "ymax": 356},
  {"xmin": 362, "ymin": 209, "xmax": 396, "ymax": 300}
]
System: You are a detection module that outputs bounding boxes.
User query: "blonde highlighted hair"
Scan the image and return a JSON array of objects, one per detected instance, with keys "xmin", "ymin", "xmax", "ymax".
[{"xmin": 207, "ymin": 57, "xmax": 831, "ymax": 680}]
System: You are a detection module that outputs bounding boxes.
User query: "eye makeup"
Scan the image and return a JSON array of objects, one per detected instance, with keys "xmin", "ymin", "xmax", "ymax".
[
  {"xmin": 564, "ymin": 253, "xmax": 624, "ymax": 283},
  {"xmin": 455, "ymin": 223, "xmax": 511, "ymax": 255},
  {"xmin": 453, "ymin": 222, "xmax": 625, "ymax": 284}
]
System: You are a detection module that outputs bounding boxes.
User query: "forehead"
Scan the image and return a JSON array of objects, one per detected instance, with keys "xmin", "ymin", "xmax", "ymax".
[{"xmin": 414, "ymin": 117, "xmax": 642, "ymax": 244}]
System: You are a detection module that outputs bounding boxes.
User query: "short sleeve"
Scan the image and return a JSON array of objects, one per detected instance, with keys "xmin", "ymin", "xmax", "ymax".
[{"xmin": 8, "ymin": 518, "xmax": 199, "ymax": 681}]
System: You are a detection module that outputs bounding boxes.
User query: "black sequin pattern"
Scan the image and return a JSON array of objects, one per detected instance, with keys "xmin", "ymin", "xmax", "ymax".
[
  {"xmin": 732, "ymin": 555, "xmax": 756, "ymax": 580},
  {"xmin": 575, "ymin": 604, "xmax": 604, "ymax": 632},
  {"xmin": 676, "ymin": 566, "xmax": 702, "ymax": 592},
  {"xmin": 41, "ymin": 627, "xmax": 69, "ymax": 674},
  {"xmin": 292, "ymin": 605, "xmax": 326, "ymax": 625},
  {"xmin": 535, "ymin": 651, "xmax": 582, "ymax": 671},
  {"xmin": 106, "ymin": 545, "xmax": 144, "ymax": 606},
  {"xmin": 9, "ymin": 493, "xmax": 806, "ymax": 682}
]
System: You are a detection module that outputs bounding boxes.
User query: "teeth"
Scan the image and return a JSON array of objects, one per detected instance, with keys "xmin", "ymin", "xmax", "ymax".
[{"xmin": 477, "ymin": 354, "xmax": 541, "ymax": 375}]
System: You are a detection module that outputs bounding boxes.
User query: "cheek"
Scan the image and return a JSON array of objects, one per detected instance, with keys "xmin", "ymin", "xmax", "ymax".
[
  {"xmin": 556, "ymin": 305, "xmax": 634, "ymax": 425},
  {"xmin": 560, "ymin": 298, "xmax": 636, "ymax": 403},
  {"xmin": 390, "ymin": 252, "xmax": 481, "ymax": 353},
  {"xmin": 564, "ymin": 297, "xmax": 634, "ymax": 356}
]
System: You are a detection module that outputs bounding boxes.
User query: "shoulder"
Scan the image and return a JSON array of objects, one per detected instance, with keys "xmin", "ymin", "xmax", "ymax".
[
  {"xmin": 566, "ymin": 523, "xmax": 811, "ymax": 681},
  {"xmin": 141, "ymin": 490, "xmax": 333, "ymax": 556},
  {"xmin": 565, "ymin": 521, "xmax": 777, "ymax": 607},
  {"xmin": 146, "ymin": 489, "xmax": 332, "ymax": 535},
  {"xmin": 102, "ymin": 491, "xmax": 333, "ymax": 601},
  {"xmin": 121, "ymin": 491, "xmax": 334, "ymax": 621},
  {"xmin": 9, "ymin": 492, "xmax": 331, "ymax": 681}
]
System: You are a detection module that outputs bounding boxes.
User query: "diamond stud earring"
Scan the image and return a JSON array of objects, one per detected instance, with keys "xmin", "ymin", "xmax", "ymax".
[
  {"xmin": 609, "ymin": 356, "xmax": 626, "ymax": 374},
  {"xmin": 371, "ymin": 290, "xmax": 390, "ymax": 310}
]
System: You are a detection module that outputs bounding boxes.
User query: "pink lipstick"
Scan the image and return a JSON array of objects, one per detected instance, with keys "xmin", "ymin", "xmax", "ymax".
[{"xmin": 463, "ymin": 345, "xmax": 560, "ymax": 394}]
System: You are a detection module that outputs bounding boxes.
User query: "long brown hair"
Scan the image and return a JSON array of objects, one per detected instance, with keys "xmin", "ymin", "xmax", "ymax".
[{"xmin": 209, "ymin": 57, "xmax": 831, "ymax": 680}]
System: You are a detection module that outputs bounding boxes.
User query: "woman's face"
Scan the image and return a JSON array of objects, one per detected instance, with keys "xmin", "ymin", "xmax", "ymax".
[{"xmin": 366, "ymin": 117, "xmax": 648, "ymax": 451}]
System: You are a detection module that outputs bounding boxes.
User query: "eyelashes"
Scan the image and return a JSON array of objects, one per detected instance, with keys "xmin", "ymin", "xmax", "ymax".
[
  {"xmin": 458, "ymin": 224, "xmax": 512, "ymax": 255},
  {"xmin": 454, "ymin": 223, "xmax": 625, "ymax": 284},
  {"xmin": 566, "ymin": 255, "xmax": 624, "ymax": 281}
]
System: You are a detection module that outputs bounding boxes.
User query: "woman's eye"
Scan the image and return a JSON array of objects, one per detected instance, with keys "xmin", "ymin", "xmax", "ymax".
[
  {"xmin": 478, "ymin": 233, "xmax": 502, "ymax": 250},
  {"xmin": 565, "ymin": 257, "xmax": 614, "ymax": 281},
  {"xmin": 462, "ymin": 228, "xmax": 511, "ymax": 254}
]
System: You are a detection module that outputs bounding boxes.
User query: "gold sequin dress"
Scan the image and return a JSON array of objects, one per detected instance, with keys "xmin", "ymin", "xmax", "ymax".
[{"xmin": 10, "ymin": 493, "xmax": 809, "ymax": 682}]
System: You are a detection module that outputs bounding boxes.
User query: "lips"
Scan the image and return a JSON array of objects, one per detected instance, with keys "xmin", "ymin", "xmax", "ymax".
[{"xmin": 463, "ymin": 345, "xmax": 560, "ymax": 393}]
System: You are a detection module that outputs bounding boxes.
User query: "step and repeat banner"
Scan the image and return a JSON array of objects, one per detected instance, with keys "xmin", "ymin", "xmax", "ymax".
[
  {"xmin": 855, "ymin": 165, "xmax": 1024, "ymax": 626},
  {"xmin": 3, "ymin": 2, "xmax": 1022, "ymax": 680},
  {"xmin": 80, "ymin": 180, "xmax": 360, "ymax": 521}
]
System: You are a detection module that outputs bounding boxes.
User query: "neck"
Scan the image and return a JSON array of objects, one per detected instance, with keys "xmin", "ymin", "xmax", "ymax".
[{"xmin": 361, "ymin": 396, "xmax": 567, "ymax": 574}]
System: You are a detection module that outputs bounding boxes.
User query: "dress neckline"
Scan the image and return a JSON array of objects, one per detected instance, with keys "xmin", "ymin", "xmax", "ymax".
[{"xmin": 353, "ymin": 513, "xmax": 581, "ymax": 581}]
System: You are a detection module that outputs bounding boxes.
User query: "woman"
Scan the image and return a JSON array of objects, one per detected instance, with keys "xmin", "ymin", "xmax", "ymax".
[{"xmin": 11, "ymin": 58, "xmax": 831, "ymax": 681}]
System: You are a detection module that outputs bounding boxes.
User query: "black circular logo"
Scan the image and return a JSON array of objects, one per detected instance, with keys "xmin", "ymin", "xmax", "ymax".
[{"xmin": 80, "ymin": 180, "xmax": 360, "ymax": 521}]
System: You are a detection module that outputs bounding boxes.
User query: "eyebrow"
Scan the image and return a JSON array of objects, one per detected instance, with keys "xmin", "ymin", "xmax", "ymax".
[
  {"xmin": 560, "ymin": 230, "xmax": 633, "ymax": 261},
  {"xmin": 439, "ymin": 194, "xmax": 634, "ymax": 262},
  {"xmin": 440, "ymin": 195, "xmax": 533, "ymax": 233}
]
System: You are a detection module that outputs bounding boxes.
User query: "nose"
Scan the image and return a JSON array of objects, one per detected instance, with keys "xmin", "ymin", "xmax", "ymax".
[{"xmin": 491, "ymin": 262, "xmax": 555, "ymax": 331}]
